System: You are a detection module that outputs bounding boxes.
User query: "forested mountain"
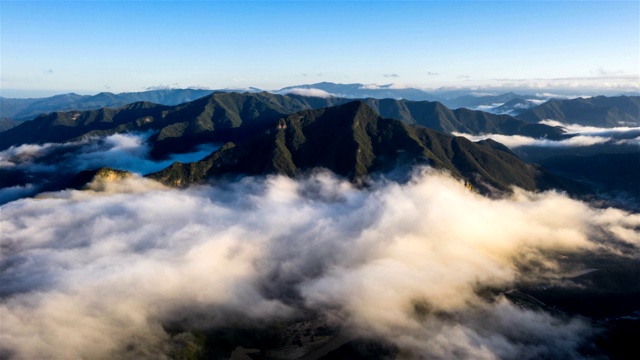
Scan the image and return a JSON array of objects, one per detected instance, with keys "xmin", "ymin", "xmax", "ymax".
[
  {"xmin": 518, "ymin": 96, "xmax": 640, "ymax": 126},
  {"xmin": 0, "ymin": 92, "xmax": 563, "ymax": 157},
  {"xmin": 149, "ymin": 101, "xmax": 569, "ymax": 194}
]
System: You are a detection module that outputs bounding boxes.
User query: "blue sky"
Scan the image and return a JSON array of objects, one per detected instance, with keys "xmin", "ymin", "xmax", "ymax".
[{"xmin": 1, "ymin": 0, "xmax": 638, "ymax": 97}]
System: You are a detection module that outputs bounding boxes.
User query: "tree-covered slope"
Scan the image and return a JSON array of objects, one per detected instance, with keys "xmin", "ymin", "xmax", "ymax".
[
  {"xmin": 1, "ymin": 93, "xmax": 563, "ymax": 157},
  {"xmin": 149, "ymin": 101, "xmax": 566, "ymax": 194},
  {"xmin": 517, "ymin": 96, "xmax": 640, "ymax": 127}
]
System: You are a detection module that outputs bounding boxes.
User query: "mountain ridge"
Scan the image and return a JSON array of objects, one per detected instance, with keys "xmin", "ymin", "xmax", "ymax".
[
  {"xmin": 517, "ymin": 95, "xmax": 640, "ymax": 127},
  {"xmin": 0, "ymin": 92, "xmax": 565, "ymax": 157},
  {"xmin": 148, "ymin": 101, "xmax": 571, "ymax": 195}
]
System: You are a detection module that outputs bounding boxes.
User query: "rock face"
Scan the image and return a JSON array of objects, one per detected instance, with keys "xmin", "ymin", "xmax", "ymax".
[{"xmin": 148, "ymin": 101, "xmax": 569, "ymax": 195}]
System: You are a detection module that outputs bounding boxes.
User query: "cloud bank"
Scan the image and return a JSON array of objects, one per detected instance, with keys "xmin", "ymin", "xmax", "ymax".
[
  {"xmin": 540, "ymin": 120, "xmax": 640, "ymax": 136},
  {"xmin": 0, "ymin": 134, "xmax": 218, "ymax": 204},
  {"xmin": 453, "ymin": 133, "xmax": 611, "ymax": 148},
  {"xmin": 0, "ymin": 133, "xmax": 217, "ymax": 175},
  {"xmin": 2, "ymin": 168, "xmax": 638, "ymax": 358},
  {"xmin": 454, "ymin": 122, "xmax": 640, "ymax": 149}
]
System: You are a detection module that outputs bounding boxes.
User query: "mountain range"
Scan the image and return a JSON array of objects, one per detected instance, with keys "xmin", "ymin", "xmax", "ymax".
[
  {"xmin": 517, "ymin": 95, "xmax": 640, "ymax": 126},
  {"xmin": 1, "ymin": 86, "xmax": 638, "ymax": 360},
  {"xmin": 3, "ymin": 84, "xmax": 638, "ymax": 129},
  {"xmin": 147, "ymin": 100, "xmax": 569, "ymax": 194},
  {"xmin": 2, "ymin": 88, "xmax": 637, "ymax": 206},
  {"xmin": 439, "ymin": 92, "xmax": 545, "ymax": 110},
  {"xmin": 278, "ymin": 82, "xmax": 441, "ymax": 101},
  {"xmin": 0, "ymin": 92, "xmax": 565, "ymax": 159},
  {"xmin": 0, "ymin": 89, "xmax": 216, "ymax": 121}
]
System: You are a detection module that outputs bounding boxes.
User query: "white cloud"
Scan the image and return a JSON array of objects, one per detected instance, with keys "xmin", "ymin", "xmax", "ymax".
[
  {"xmin": 427, "ymin": 77, "xmax": 638, "ymax": 97},
  {"xmin": 534, "ymin": 93, "xmax": 590, "ymax": 99},
  {"xmin": 144, "ymin": 83, "xmax": 180, "ymax": 91},
  {"xmin": 616, "ymin": 136, "xmax": 640, "ymax": 146},
  {"xmin": 472, "ymin": 103, "xmax": 505, "ymax": 112},
  {"xmin": 359, "ymin": 84, "xmax": 384, "ymax": 90},
  {"xmin": 386, "ymin": 83, "xmax": 411, "ymax": 90},
  {"xmin": 0, "ymin": 134, "xmax": 218, "ymax": 175},
  {"xmin": 358, "ymin": 83, "xmax": 411, "ymax": 90},
  {"xmin": 279, "ymin": 87, "xmax": 334, "ymax": 98},
  {"xmin": 454, "ymin": 122, "xmax": 640, "ymax": 149},
  {"xmin": 526, "ymin": 98, "xmax": 547, "ymax": 105},
  {"xmin": 453, "ymin": 132, "xmax": 611, "ymax": 148},
  {"xmin": 1, "ymin": 169, "xmax": 637, "ymax": 358},
  {"xmin": 539, "ymin": 120, "xmax": 640, "ymax": 135},
  {"xmin": 0, "ymin": 134, "xmax": 219, "ymax": 205}
]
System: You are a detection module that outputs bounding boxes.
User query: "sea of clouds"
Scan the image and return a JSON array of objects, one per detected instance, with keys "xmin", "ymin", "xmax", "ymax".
[{"xmin": 2, "ymin": 168, "xmax": 639, "ymax": 359}]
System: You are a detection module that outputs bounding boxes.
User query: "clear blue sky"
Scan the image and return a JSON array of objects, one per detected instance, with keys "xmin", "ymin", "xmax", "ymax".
[{"xmin": 1, "ymin": 1, "xmax": 638, "ymax": 97}]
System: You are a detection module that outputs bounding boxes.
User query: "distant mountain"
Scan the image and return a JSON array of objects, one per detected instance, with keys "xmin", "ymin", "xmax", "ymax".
[
  {"xmin": 0, "ymin": 89, "xmax": 216, "ymax": 121},
  {"xmin": 0, "ymin": 93, "xmax": 564, "ymax": 157},
  {"xmin": 148, "ymin": 101, "xmax": 569, "ymax": 194},
  {"xmin": 493, "ymin": 98, "xmax": 543, "ymax": 116},
  {"xmin": 517, "ymin": 96, "xmax": 640, "ymax": 127},
  {"xmin": 359, "ymin": 98, "xmax": 564, "ymax": 139},
  {"xmin": 278, "ymin": 82, "xmax": 441, "ymax": 101},
  {"xmin": 440, "ymin": 92, "xmax": 543, "ymax": 110},
  {"xmin": 0, "ymin": 101, "xmax": 172, "ymax": 150},
  {"xmin": 0, "ymin": 119, "xmax": 20, "ymax": 132}
]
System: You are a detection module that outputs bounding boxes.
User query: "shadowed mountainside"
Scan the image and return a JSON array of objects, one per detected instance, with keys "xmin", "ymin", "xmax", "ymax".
[
  {"xmin": 0, "ymin": 92, "xmax": 564, "ymax": 157},
  {"xmin": 148, "ymin": 101, "xmax": 571, "ymax": 194}
]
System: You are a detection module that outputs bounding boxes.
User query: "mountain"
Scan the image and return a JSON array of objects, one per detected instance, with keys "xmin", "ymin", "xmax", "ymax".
[
  {"xmin": 0, "ymin": 119, "xmax": 20, "ymax": 132},
  {"xmin": 0, "ymin": 89, "xmax": 216, "ymax": 121},
  {"xmin": 0, "ymin": 101, "xmax": 172, "ymax": 149},
  {"xmin": 278, "ymin": 82, "xmax": 441, "ymax": 101},
  {"xmin": 0, "ymin": 93, "xmax": 564, "ymax": 157},
  {"xmin": 517, "ymin": 96, "xmax": 640, "ymax": 127},
  {"xmin": 493, "ymin": 98, "xmax": 542, "ymax": 116},
  {"xmin": 146, "ymin": 92, "xmax": 346, "ymax": 156},
  {"xmin": 536, "ymin": 152, "xmax": 640, "ymax": 207},
  {"xmin": 148, "ymin": 101, "xmax": 569, "ymax": 194},
  {"xmin": 359, "ymin": 98, "xmax": 564, "ymax": 139},
  {"xmin": 440, "ymin": 92, "xmax": 543, "ymax": 110}
]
